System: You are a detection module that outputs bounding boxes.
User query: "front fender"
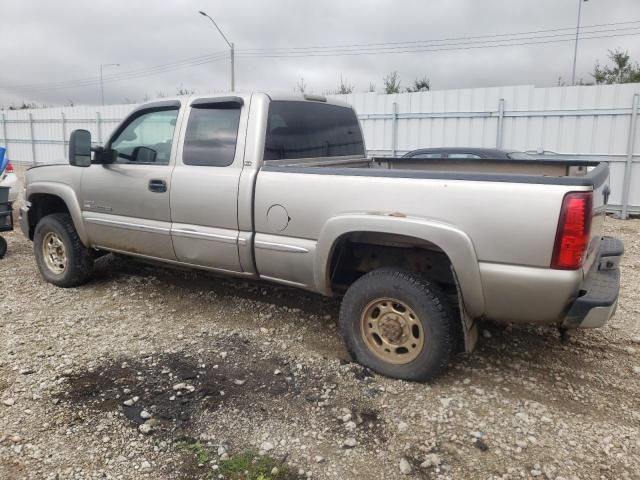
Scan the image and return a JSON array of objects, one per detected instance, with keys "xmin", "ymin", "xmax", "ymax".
[
  {"xmin": 314, "ymin": 214, "xmax": 485, "ymax": 318},
  {"xmin": 27, "ymin": 182, "xmax": 89, "ymax": 246}
]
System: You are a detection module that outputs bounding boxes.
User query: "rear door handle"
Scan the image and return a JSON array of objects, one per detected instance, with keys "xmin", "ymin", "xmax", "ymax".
[{"xmin": 148, "ymin": 179, "xmax": 167, "ymax": 193}]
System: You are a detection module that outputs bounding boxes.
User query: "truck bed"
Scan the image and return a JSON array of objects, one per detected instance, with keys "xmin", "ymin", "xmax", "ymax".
[{"xmin": 263, "ymin": 156, "xmax": 606, "ymax": 187}]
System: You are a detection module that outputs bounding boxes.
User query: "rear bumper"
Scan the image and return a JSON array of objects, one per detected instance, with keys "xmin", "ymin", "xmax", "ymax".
[{"xmin": 562, "ymin": 236, "xmax": 623, "ymax": 329}]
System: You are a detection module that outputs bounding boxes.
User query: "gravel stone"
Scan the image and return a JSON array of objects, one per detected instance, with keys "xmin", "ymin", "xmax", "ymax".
[
  {"xmin": 138, "ymin": 423, "xmax": 152, "ymax": 435},
  {"xmin": 342, "ymin": 438, "xmax": 358, "ymax": 448},
  {"xmin": 421, "ymin": 453, "xmax": 442, "ymax": 468},
  {"xmin": 260, "ymin": 441, "xmax": 275, "ymax": 452},
  {"xmin": 399, "ymin": 457, "xmax": 412, "ymax": 475}
]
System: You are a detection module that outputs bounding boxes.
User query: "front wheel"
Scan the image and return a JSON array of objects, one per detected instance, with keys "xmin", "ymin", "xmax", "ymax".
[
  {"xmin": 33, "ymin": 213, "xmax": 93, "ymax": 287},
  {"xmin": 0, "ymin": 236, "xmax": 6, "ymax": 258},
  {"xmin": 339, "ymin": 269, "xmax": 456, "ymax": 382}
]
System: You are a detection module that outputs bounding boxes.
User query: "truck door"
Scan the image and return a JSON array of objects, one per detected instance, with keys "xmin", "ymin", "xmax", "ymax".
[
  {"xmin": 80, "ymin": 101, "xmax": 181, "ymax": 259},
  {"xmin": 169, "ymin": 96, "xmax": 247, "ymax": 272}
]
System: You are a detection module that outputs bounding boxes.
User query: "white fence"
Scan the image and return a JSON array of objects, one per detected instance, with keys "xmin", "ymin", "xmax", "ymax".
[{"xmin": 2, "ymin": 83, "xmax": 639, "ymax": 215}]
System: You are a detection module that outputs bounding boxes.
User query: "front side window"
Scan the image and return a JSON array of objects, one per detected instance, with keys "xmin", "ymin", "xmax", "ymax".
[
  {"xmin": 110, "ymin": 108, "xmax": 179, "ymax": 164},
  {"xmin": 264, "ymin": 101, "xmax": 364, "ymax": 161},
  {"xmin": 183, "ymin": 104, "xmax": 241, "ymax": 167}
]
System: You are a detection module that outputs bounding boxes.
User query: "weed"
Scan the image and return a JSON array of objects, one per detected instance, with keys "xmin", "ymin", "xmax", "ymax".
[
  {"xmin": 218, "ymin": 450, "xmax": 300, "ymax": 480},
  {"xmin": 179, "ymin": 438, "xmax": 210, "ymax": 465}
]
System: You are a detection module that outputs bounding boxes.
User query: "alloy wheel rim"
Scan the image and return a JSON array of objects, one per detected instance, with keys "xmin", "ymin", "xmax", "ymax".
[{"xmin": 359, "ymin": 297, "xmax": 425, "ymax": 364}]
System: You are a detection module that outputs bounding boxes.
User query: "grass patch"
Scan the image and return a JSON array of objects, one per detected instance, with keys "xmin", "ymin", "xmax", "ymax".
[
  {"xmin": 179, "ymin": 438, "xmax": 211, "ymax": 465},
  {"xmin": 218, "ymin": 450, "xmax": 300, "ymax": 480}
]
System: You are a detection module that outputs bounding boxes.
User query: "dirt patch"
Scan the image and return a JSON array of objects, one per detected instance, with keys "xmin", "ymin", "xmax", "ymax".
[{"xmin": 56, "ymin": 343, "xmax": 311, "ymax": 436}]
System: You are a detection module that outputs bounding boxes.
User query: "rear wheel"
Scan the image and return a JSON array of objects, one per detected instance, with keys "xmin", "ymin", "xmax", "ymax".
[
  {"xmin": 0, "ymin": 236, "xmax": 6, "ymax": 258},
  {"xmin": 34, "ymin": 213, "xmax": 93, "ymax": 287},
  {"xmin": 339, "ymin": 269, "xmax": 456, "ymax": 382}
]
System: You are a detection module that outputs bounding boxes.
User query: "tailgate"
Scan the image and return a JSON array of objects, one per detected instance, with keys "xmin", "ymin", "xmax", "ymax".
[{"xmin": 582, "ymin": 169, "xmax": 610, "ymax": 276}]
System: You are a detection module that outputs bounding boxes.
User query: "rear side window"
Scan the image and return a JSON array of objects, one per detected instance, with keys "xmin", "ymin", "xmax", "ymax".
[
  {"xmin": 264, "ymin": 101, "xmax": 364, "ymax": 161},
  {"xmin": 183, "ymin": 103, "xmax": 241, "ymax": 167}
]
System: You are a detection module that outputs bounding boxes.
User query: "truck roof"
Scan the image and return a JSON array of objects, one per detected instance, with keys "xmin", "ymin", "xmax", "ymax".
[{"xmin": 136, "ymin": 92, "xmax": 353, "ymax": 110}]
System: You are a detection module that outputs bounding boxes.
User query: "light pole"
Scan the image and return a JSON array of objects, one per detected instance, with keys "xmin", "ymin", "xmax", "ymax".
[
  {"xmin": 100, "ymin": 63, "xmax": 120, "ymax": 105},
  {"xmin": 571, "ymin": 0, "xmax": 588, "ymax": 85},
  {"xmin": 198, "ymin": 10, "xmax": 235, "ymax": 91}
]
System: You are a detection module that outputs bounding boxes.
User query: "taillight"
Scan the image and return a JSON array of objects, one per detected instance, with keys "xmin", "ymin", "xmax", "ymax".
[
  {"xmin": 5, "ymin": 162, "xmax": 13, "ymax": 173},
  {"xmin": 551, "ymin": 191, "xmax": 593, "ymax": 269}
]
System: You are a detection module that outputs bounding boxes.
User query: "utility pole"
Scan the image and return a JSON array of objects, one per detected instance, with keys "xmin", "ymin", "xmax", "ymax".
[
  {"xmin": 100, "ymin": 63, "xmax": 120, "ymax": 105},
  {"xmin": 198, "ymin": 10, "xmax": 235, "ymax": 91},
  {"xmin": 571, "ymin": 0, "xmax": 588, "ymax": 85}
]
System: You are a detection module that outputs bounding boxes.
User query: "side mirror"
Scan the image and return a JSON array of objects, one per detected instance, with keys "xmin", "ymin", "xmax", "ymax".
[{"xmin": 69, "ymin": 129, "xmax": 92, "ymax": 167}]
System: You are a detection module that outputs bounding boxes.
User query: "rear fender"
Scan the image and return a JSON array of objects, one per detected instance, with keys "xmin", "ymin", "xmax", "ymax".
[{"xmin": 315, "ymin": 214, "xmax": 485, "ymax": 318}]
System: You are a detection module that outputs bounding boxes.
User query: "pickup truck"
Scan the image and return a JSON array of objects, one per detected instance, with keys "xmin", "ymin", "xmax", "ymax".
[{"xmin": 19, "ymin": 93, "xmax": 623, "ymax": 381}]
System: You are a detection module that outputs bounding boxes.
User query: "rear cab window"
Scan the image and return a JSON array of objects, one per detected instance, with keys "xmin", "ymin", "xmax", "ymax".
[{"xmin": 264, "ymin": 101, "xmax": 364, "ymax": 161}]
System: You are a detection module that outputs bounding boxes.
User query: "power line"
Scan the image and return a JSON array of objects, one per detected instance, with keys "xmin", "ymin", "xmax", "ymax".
[
  {"xmin": 236, "ymin": 29, "xmax": 640, "ymax": 59},
  {"xmin": 236, "ymin": 19, "xmax": 640, "ymax": 54}
]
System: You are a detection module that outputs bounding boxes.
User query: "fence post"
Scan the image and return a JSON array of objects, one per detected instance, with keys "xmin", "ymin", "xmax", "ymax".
[
  {"xmin": 61, "ymin": 112, "xmax": 67, "ymax": 158},
  {"xmin": 621, "ymin": 93, "xmax": 639, "ymax": 220},
  {"xmin": 1, "ymin": 113, "xmax": 7, "ymax": 158},
  {"xmin": 391, "ymin": 101, "xmax": 398, "ymax": 157},
  {"xmin": 96, "ymin": 111, "xmax": 103, "ymax": 144},
  {"xmin": 29, "ymin": 112, "xmax": 37, "ymax": 165},
  {"xmin": 496, "ymin": 98, "xmax": 505, "ymax": 149}
]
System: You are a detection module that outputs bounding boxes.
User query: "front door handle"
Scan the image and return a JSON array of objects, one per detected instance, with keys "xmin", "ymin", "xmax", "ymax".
[{"xmin": 148, "ymin": 179, "xmax": 167, "ymax": 193}]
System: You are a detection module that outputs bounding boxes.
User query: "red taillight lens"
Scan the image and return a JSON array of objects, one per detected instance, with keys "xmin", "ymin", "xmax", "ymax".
[
  {"xmin": 5, "ymin": 162, "xmax": 13, "ymax": 173},
  {"xmin": 551, "ymin": 191, "xmax": 593, "ymax": 269}
]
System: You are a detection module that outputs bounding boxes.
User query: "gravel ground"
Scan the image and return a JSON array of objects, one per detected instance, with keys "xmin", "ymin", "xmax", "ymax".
[{"xmin": 1, "ymin": 204, "xmax": 639, "ymax": 479}]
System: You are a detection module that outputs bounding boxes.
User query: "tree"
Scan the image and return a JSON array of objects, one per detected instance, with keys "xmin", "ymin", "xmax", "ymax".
[
  {"xmin": 294, "ymin": 77, "xmax": 307, "ymax": 94},
  {"xmin": 368, "ymin": 82, "xmax": 376, "ymax": 93},
  {"xmin": 383, "ymin": 71, "xmax": 401, "ymax": 94},
  {"xmin": 9, "ymin": 101, "xmax": 38, "ymax": 110},
  {"xmin": 337, "ymin": 76, "xmax": 354, "ymax": 94},
  {"xmin": 592, "ymin": 49, "xmax": 640, "ymax": 84},
  {"xmin": 176, "ymin": 84, "xmax": 195, "ymax": 96},
  {"xmin": 406, "ymin": 76, "xmax": 431, "ymax": 92}
]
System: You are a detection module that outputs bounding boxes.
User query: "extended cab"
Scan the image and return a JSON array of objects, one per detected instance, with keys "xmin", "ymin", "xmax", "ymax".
[{"xmin": 20, "ymin": 93, "xmax": 623, "ymax": 381}]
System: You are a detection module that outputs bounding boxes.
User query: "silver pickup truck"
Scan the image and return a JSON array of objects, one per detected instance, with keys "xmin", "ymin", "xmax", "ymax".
[{"xmin": 19, "ymin": 93, "xmax": 623, "ymax": 381}]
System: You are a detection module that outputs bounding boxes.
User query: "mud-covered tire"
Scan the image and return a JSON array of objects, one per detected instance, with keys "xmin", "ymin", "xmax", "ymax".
[
  {"xmin": 33, "ymin": 213, "xmax": 93, "ymax": 287},
  {"xmin": 339, "ymin": 269, "xmax": 456, "ymax": 382},
  {"xmin": 0, "ymin": 236, "xmax": 6, "ymax": 258}
]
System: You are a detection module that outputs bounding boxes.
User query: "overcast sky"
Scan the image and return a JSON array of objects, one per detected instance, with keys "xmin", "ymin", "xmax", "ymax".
[{"xmin": 1, "ymin": 0, "xmax": 639, "ymax": 107}]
